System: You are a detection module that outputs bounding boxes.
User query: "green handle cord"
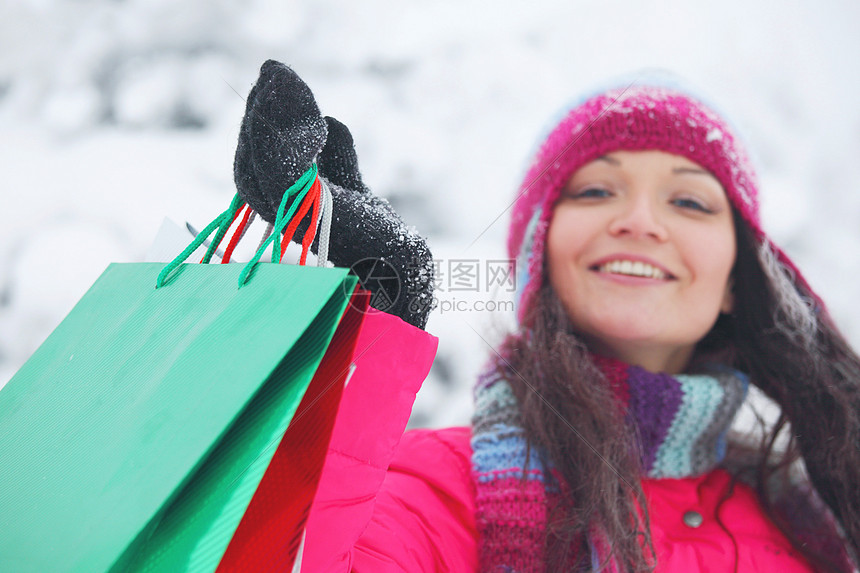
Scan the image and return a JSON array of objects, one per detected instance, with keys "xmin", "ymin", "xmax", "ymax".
[
  {"xmin": 156, "ymin": 164, "xmax": 319, "ymax": 289},
  {"xmin": 156, "ymin": 193, "xmax": 244, "ymax": 288},
  {"xmin": 269, "ymin": 163, "xmax": 318, "ymax": 266}
]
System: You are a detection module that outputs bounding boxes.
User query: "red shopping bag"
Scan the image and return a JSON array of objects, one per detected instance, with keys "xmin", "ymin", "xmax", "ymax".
[{"xmin": 216, "ymin": 291, "xmax": 371, "ymax": 572}]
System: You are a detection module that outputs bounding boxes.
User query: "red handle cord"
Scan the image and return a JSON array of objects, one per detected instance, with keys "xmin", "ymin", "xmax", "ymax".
[
  {"xmin": 221, "ymin": 204, "xmax": 254, "ymax": 264},
  {"xmin": 299, "ymin": 179, "xmax": 322, "ymax": 265}
]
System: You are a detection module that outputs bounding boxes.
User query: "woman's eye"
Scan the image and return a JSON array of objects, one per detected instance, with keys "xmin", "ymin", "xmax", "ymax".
[
  {"xmin": 570, "ymin": 187, "xmax": 611, "ymax": 199},
  {"xmin": 672, "ymin": 197, "xmax": 713, "ymax": 213}
]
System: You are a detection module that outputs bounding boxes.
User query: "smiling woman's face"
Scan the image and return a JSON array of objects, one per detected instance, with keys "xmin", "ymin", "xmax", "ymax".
[{"xmin": 545, "ymin": 150, "xmax": 736, "ymax": 373}]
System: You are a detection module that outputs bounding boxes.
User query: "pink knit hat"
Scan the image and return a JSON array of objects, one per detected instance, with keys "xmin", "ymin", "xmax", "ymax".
[{"xmin": 509, "ymin": 80, "xmax": 824, "ymax": 324}]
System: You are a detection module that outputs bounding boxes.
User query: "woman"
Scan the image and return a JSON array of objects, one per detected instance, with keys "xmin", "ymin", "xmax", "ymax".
[
  {"xmin": 470, "ymin": 83, "xmax": 860, "ymax": 572},
  {"xmin": 234, "ymin": 62, "xmax": 859, "ymax": 571}
]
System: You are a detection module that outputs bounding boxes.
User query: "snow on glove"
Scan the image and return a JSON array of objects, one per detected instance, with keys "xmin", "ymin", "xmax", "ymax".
[{"xmin": 233, "ymin": 60, "xmax": 435, "ymax": 330}]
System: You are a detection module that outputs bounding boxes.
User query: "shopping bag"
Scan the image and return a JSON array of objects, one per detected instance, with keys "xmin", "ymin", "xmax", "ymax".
[
  {"xmin": 301, "ymin": 307, "xmax": 439, "ymax": 570},
  {"xmin": 0, "ymin": 170, "xmax": 356, "ymax": 572},
  {"xmin": 0, "ymin": 260, "xmax": 358, "ymax": 573}
]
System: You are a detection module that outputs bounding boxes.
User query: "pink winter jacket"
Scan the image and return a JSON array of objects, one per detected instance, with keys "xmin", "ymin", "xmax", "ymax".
[{"xmin": 303, "ymin": 424, "xmax": 817, "ymax": 572}]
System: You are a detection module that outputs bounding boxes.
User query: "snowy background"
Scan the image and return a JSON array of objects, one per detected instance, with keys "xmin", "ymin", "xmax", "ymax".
[{"xmin": 2, "ymin": 0, "xmax": 859, "ymax": 429}]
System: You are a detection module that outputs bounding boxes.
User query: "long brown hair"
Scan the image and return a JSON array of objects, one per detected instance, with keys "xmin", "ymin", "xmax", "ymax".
[{"xmin": 496, "ymin": 210, "xmax": 860, "ymax": 571}]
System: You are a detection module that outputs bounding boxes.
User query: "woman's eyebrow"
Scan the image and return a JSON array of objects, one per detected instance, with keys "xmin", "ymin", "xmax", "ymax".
[
  {"xmin": 596, "ymin": 155, "xmax": 621, "ymax": 165},
  {"xmin": 672, "ymin": 166, "xmax": 711, "ymax": 176}
]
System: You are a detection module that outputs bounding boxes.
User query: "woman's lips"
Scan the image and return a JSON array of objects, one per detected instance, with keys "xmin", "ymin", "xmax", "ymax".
[{"xmin": 588, "ymin": 254, "xmax": 676, "ymax": 281}]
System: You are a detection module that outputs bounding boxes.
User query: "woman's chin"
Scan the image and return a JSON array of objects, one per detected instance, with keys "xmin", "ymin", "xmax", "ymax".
[
  {"xmin": 574, "ymin": 321, "xmax": 697, "ymax": 371},
  {"xmin": 578, "ymin": 319, "xmax": 665, "ymax": 347}
]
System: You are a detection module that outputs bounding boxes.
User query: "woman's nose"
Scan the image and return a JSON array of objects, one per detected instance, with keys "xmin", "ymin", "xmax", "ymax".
[{"xmin": 607, "ymin": 196, "xmax": 669, "ymax": 241}]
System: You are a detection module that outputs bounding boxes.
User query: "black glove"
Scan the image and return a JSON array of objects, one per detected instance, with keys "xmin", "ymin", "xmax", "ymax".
[{"xmin": 233, "ymin": 60, "xmax": 435, "ymax": 330}]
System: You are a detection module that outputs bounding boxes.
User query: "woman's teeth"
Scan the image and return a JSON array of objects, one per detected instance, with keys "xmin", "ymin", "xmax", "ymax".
[{"xmin": 598, "ymin": 260, "xmax": 667, "ymax": 279}]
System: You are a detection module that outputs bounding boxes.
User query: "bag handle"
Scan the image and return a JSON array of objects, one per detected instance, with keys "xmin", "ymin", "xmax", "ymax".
[
  {"xmin": 316, "ymin": 178, "xmax": 333, "ymax": 267},
  {"xmin": 157, "ymin": 164, "xmax": 319, "ymax": 289},
  {"xmin": 221, "ymin": 205, "xmax": 255, "ymax": 264},
  {"xmin": 156, "ymin": 193, "xmax": 244, "ymax": 288},
  {"xmin": 239, "ymin": 164, "xmax": 319, "ymax": 286},
  {"xmin": 279, "ymin": 176, "xmax": 321, "ymax": 264},
  {"xmin": 235, "ymin": 175, "xmax": 331, "ymax": 268}
]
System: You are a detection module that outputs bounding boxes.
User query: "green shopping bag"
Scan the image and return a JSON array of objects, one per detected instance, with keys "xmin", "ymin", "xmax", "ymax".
[{"xmin": 0, "ymin": 180, "xmax": 358, "ymax": 572}]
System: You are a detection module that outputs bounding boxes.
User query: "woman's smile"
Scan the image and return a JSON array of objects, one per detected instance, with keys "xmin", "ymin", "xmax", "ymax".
[{"xmin": 589, "ymin": 254, "xmax": 676, "ymax": 281}]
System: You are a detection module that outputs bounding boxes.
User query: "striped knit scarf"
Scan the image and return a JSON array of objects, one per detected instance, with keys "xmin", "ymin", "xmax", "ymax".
[
  {"xmin": 470, "ymin": 355, "xmax": 749, "ymax": 572},
  {"xmin": 471, "ymin": 355, "xmax": 854, "ymax": 572}
]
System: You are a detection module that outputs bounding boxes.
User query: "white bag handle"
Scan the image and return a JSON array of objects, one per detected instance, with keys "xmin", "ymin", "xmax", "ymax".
[{"xmin": 316, "ymin": 178, "xmax": 334, "ymax": 267}]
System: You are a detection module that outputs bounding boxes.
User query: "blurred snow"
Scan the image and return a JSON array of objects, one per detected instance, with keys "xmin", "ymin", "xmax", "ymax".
[{"xmin": 1, "ymin": 0, "xmax": 859, "ymax": 429}]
